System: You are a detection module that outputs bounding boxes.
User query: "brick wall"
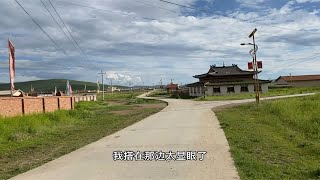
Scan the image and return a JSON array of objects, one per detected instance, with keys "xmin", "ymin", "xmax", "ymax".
[{"xmin": 0, "ymin": 96, "xmax": 74, "ymax": 117}]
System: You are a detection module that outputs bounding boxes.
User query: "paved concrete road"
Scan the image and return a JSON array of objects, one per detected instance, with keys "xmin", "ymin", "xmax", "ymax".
[{"xmin": 11, "ymin": 93, "xmax": 315, "ymax": 180}]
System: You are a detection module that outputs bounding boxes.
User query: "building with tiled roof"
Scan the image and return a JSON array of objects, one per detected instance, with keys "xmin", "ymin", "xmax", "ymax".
[
  {"xmin": 186, "ymin": 64, "xmax": 270, "ymax": 97},
  {"xmin": 275, "ymin": 75, "xmax": 320, "ymax": 87}
]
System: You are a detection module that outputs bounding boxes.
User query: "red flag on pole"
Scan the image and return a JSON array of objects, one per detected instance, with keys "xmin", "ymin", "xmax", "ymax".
[
  {"xmin": 8, "ymin": 39, "xmax": 15, "ymax": 95},
  {"xmin": 257, "ymin": 61, "xmax": 262, "ymax": 69},
  {"xmin": 248, "ymin": 62, "xmax": 253, "ymax": 70}
]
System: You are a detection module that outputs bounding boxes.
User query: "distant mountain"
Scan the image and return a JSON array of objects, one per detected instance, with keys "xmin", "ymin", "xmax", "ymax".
[{"xmin": 0, "ymin": 79, "xmax": 127, "ymax": 92}]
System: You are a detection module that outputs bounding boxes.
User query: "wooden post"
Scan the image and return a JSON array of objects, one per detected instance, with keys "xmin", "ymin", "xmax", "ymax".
[
  {"xmin": 42, "ymin": 98, "xmax": 46, "ymax": 112},
  {"xmin": 57, "ymin": 97, "xmax": 60, "ymax": 110},
  {"xmin": 21, "ymin": 98, "xmax": 25, "ymax": 115},
  {"xmin": 70, "ymin": 97, "xmax": 74, "ymax": 110}
]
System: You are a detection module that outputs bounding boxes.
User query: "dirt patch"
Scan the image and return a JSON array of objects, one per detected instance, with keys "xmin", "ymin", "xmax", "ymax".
[
  {"xmin": 134, "ymin": 103, "xmax": 167, "ymax": 109},
  {"xmin": 107, "ymin": 100, "xmax": 128, "ymax": 106}
]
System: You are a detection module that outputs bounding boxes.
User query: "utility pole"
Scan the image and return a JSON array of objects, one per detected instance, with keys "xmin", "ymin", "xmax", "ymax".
[
  {"xmin": 128, "ymin": 81, "xmax": 133, "ymax": 93},
  {"xmin": 98, "ymin": 70, "xmax": 106, "ymax": 100},
  {"xmin": 110, "ymin": 78, "xmax": 113, "ymax": 95},
  {"xmin": 249, "ymin": 28, "xmax": 260, "ymax": 104},
  {"xmin": 160, "ymin": 79, "xmax": 163, "ymax": 90},
  {"xmin": 96, "ymin": 75, "xmax": 100, "ymax": 93},
  {"xmin": 142, "ymin": 81, "xmax": 145, "ymax": 93},
  {"xmin": 107, "ymin": 78, "xmax": 113, "ymax": 95}
]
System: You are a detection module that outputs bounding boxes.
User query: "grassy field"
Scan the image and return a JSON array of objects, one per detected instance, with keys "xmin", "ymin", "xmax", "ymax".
[
  {"xmin": 215, "ymin": 94, "xmax": 320, "ymax": 179},
  {"xmin": 0, "ymin": 93, "xmax": 166, "ymax": 179},
  {"xmin": 197, "ymin": 87, "xmax": 320, "ymax": 101}
]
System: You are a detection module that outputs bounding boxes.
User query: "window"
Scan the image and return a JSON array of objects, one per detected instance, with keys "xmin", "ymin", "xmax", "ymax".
[
  {"xmin": 227, "ymin": 87, "xmax": 235, "ymax": 93},
  {"xmin": 241, "ymin": 86, "xmax": 249, "ymax": 92},
  {"xmin": 213, "ymin": 87, "xmax": 221, "ymax": 93},
  {"xmin": 254, "ymin": 85, "xmax": 262, "ymax": 92}
]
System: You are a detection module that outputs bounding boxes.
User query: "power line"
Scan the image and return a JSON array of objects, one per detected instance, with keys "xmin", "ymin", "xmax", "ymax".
[
  {"xmin": 41, "ymin": 0, "xmax": 99, "ymax": 69},
  {"xmin": 135, "ymin": 0, "xmax": 178, "ymax": 14},
  {"xmin": 15, "ymin": 0, "xmax": 99, "ymax": 70},
  {"xmin": 44, "ymin": 0, "xmax": 320, "ymax": 72},
  {"xmin": 157, "ymin": 0, "xmax": 197, "ymax": 10},
  {"xmin": 14, "ymin": 0, "xmax": 66, "ymax": 54},
  {"xmin": 56, "ymin": 0, "xmax": 319, "ymax": 37},
  {"xmin": 48, "ymin": 0, "xmax": 88, "ymax": 57},
  {"xmin": 269, "ymin": 53, "xmax": 320, "ymax": 73},
  {"xmin": 56, "ymin": 1, "xmax": 156, "ymax": 21},
  {"xmin": 40, "ymin": 0, "xmax": 78, "ymax": 52},
  {"xmin": 155, "ymin": 0, "xmax": 318, "ymax": 33}
]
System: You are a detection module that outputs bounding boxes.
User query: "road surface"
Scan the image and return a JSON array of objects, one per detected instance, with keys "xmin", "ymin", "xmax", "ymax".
[{"xmin": 11, "ymin": 93, "xmax": 315, "ymax": 180}]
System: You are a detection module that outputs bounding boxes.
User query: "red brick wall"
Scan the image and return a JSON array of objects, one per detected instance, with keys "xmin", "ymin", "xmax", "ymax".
[
  {"xmin": 0, "ymin": 96, "xmax": 74, "ymax": 117},
  {"xmin": 44, "ymin": 97, "xmax": 59, "ymax": 112},
  {"xmin": 24, "ymin": 98, "xmax": 43, "ymax": 115},
  {"xmin": 0, "ymin": 98, "xmax": 23, "ymax": 117},
  {"xmin": 59, "ymin": 97, "xmax": 72, "ymax": 110}
]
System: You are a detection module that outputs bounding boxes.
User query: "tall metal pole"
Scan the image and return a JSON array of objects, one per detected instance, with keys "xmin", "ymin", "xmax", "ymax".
[
  {"xmin": 248, "ymin": 28, "xmax": 259, "ymax": 104},
  {"xmin": 97, "ymin": 76, "xmax": 100, "ymax": 93},
  {"xmin": 252, "ymin": 34, "xmax": 260, "ymax": 104},
  {"xmin": 98, "ymin": 70, "xmax": 106, "ymax": 100},
  {"xmin": 111, "ymin": 78, "xmax": 113, "ymax": 95}
]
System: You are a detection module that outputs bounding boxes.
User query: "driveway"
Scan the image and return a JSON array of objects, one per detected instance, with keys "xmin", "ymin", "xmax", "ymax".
[{"xmin": 11, "ymin": 93, "xmax": 315, "ymax": 180}]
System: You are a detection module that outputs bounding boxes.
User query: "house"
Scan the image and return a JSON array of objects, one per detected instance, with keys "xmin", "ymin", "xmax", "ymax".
[
  {"xmin": 0, "ymin": 89, "xmax": 25, "ymax": 97},
  {"xmin": 275, "ymin": 75, "xmax": 320, "ymax": 87},
  {"xmin": 166, "ymin": 83, "xmax": 178, "ymax": 93},
  {"xmin": 186, "ymin": 64, "xmax": 270, "ymax": 97}
]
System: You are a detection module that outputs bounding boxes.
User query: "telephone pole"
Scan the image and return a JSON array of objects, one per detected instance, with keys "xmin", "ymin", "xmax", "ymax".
[
  {"xmin": 98, "ymin": 70, "xmax": 106, "ymax": 100},
  {"xmin": 96, "ymin": 75, "xmax": 100, "ymax": 93},
  {"xmin": 110, "ymin": 78, "xmax": 113, "ymax": 95}
]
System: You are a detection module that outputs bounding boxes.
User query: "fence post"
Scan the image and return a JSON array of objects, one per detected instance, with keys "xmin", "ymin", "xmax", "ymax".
[
  {"xmin": 71, "ymin": 97, "xmax": 74, "ymax": 110},
  {"xmin": 57, "ymin": 97, "xmax": 60, "ymax": 110},
  {"xmin": 42, "ymin": 98, "xmax": 46, "ymax": 112},
  {"xmin": 21, "ymin": 98, "xmax": 25, "ymax": 115}
]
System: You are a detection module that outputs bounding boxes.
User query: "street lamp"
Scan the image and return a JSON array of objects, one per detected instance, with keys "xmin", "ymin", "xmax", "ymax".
[{"xmin": 241, "ymin": 28, "xmax": 260, "ymax": 104}]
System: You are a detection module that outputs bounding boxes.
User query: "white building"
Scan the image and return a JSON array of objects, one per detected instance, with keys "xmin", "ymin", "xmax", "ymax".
[{"xmin": 186, "ymin": 64, "xmax": 270, "ymax": 97}]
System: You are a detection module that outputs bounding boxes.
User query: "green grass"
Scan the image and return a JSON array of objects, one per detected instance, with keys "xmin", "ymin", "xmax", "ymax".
[
  {"xmin": 197, "ymin": 87, "xmax": 320, "ymax": 101},
  {"xmin": 97, "ymin": 91, "xmax": 144, "ymax": 100},
  {"xmin": 147, "ymin": 90, "xmax": 171, "ymax": 98},
  {"xmin": 0, "ymin": 94, "xmax": 166, "ymax": 179},
  {"xmin": 147, "ymin": 90, "xmax": 194, "ymax": 99},
  {"xmin": 215, "ymin": 94, "xmax": 320, "ymax": 179}
]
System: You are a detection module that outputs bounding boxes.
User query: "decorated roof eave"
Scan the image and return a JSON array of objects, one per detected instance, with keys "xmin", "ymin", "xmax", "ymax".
[{"xmin": 193, "ymin": 72, "xmax": 257, "ymax": 78}]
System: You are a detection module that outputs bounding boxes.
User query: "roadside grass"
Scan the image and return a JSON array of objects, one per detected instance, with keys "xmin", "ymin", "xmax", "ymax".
[
  {"xmin": 0, "ymin": 93, "xmax": 166, "ymax": 179},
  {"xmin": 147, "ymin": 90, "xmax": 194, "ymax": 99},
  {"xmin": 197, "ymin": 87, "xmax": 320, "ymax": 101},
  {"xmin": 215, "ymin": 94, "xmax": 320, "ymax": 179},
  {"xmin": 147, "ymin": 90, "xmax": 170, "ymax": 98}
]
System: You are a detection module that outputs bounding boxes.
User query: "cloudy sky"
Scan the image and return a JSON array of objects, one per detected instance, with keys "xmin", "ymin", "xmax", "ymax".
[{"xmin": 0, "ymin": 0, "xmax": 320, "ymax": 85}]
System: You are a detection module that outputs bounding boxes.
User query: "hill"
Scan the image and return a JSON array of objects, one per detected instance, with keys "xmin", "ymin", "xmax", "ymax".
[{"xmin": 0, "ymin": 79, "xmax": 126, "ymax": 93}]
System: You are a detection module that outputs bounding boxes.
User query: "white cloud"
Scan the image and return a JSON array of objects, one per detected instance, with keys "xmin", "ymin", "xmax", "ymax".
[
  {"xmin": 0, "ymin": 0, "xmax": 319, "ymax": 85},
  {"xmin": 106, "ymin": 71, "xmax": 142, "ymax": 85}
]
